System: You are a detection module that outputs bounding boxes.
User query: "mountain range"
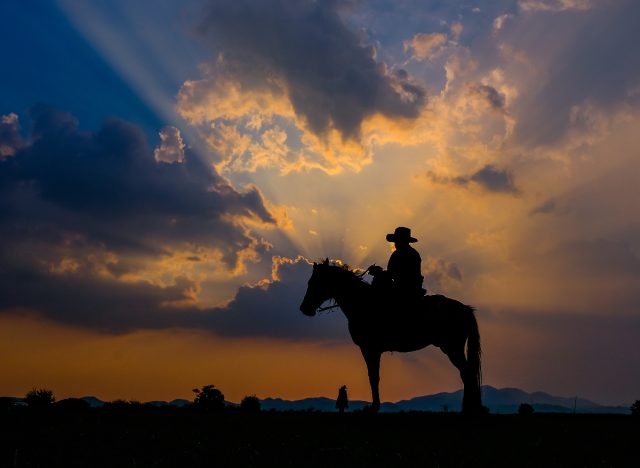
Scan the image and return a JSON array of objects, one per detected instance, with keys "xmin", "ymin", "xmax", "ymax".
[
  {"xmin": 52, "ymin": 386, "xmax": 629, "ymax": 414},
  {"xmin": 260, "ymin": 386, "xmax": 630, "ymax": 414}
]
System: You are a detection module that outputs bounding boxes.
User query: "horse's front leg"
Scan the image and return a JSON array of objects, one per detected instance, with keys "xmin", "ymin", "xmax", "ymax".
[{"xmin": 361, "ymin": 347, "xmax": 381, "ymax": 411}]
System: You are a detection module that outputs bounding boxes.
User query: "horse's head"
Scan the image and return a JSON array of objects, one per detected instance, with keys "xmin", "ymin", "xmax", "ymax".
[{"xmin": 299, "ymin": 260, "xmax": 335, "ymax": 316}]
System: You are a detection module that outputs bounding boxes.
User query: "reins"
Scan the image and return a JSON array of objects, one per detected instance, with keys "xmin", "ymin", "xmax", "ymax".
[{"xmin": 317, "ymin": 303, "xmax": 340, "ymax": 313}]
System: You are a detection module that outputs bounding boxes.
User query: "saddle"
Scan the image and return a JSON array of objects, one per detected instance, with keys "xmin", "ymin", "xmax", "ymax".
[{"xmin": 369, "ymin": 268, "xmax": 426, "ymax": 309}]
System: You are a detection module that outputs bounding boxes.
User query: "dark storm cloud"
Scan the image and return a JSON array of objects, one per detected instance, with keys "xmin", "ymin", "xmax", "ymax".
[
  {"xmin": 7, "ymin": 106, "xmax": 268, "ymax": 221},
  {"xmin": 0, "ymin": 108, "xmax": 338, "ymax": 339},
  {"xmin": 0, "ymin": 265, "xmax": 200, "ymax": 333},
  {"xmin": 203, "ymin": 259, "xmax": 350, "ymax": 341},
  {"xmin": 0, "ymin": 105, "xmax": 274, "ymax": 252},
  {"xmin": 0, "ymin": 246, "xmax": 346, "ymax": 341},
  {"xmin": 0, "ymin": 106, "xmax": 279, "ymax": 330},
  {"xmin": 427, "ymin": 164, "xmax": 519, "ymax": 194},
  {"xmin": 195, "ymin": 0, "xmax": 426, "ymax": 139}
]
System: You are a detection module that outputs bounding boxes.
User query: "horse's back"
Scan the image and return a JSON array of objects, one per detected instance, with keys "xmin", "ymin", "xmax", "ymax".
[{"xmin": 347, "ymin": 292, "xmax": 475, "ymax": 351}]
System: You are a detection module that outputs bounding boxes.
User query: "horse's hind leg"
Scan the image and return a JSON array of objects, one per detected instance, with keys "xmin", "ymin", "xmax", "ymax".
[
  {"xmin": 361, "ymin": 348, "xmax": 381, "ymax": 412},
  {"xmin": 443, "ymin": 347, "xmax": 474, "ymax": 414}
]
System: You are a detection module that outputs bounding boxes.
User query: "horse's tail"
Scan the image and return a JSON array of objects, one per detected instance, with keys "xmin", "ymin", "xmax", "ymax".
[{"xmin": 466, "ymin": 307, "xmax": 482, "ymax": 406}]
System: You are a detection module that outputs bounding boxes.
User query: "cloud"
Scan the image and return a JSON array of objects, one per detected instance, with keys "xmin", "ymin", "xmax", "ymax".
[
  {"xmin": 0, "ymin": 247, "xmax": 348, "ymax": 341},
  {"xmin": 506, "ymin": 0, "xmax": 640, "ymax": 146},
  {"xmin": 154, "ymin": 126, "xmax": 185, "ymax": 163},
  {"xmin": 0, "ymin": 113, "xmax": 22, "ymax": 157},
  {"xmin": 467, "ymin": 165, "xmax": 518, "ymax": 193},
  {"xmin": 194, "ymin": 0, "xmax": 425, "ymax": 140},
  {"xmin": 529, "ymin": 198, "xmax": 558, "ymax": 216},
  {"xmin": 0, "ymin": 110, "xmax": 345, "ymax": 339},
  {"xmin": 0, "ymin": 106, "xmax": 280, "ymax": 330},
  {"xmin": 427, "ymin": 165, "xmax": 519, "ymax": 194},
  {"xmin": 519, "ymin": 0, "xmax": 594, "ymax": 12},
  {"xmin": 177, "ymin": 0, "xmax": 427, "ymax": 175},
  {"xmin": 423, "ymin": 257, "xmax": 463, "ymax": 293},
  {"xmin": 0, "ymin": 266, "xmax": 201, "ymax": 333},
  {"xmin": 450, "ymin": 22, "xmax": 464, "ymax": 41},
  {"xmin": 493, "ymin": 14, "xmax": 514, "ymax": 32},
  {"xmin": 201, "ymin": 254, "xmax": 465, "ymax": 340},
  {"xmin": 468, "ymin": 83, "xmax": 507, "ymax": 112},
  {"xmin": 203, "ymin": 256, "xmax": 350, "ymax": 340},
  {"xmin": 404, "ymin": 32, "xmax": 448, "ymax": 60}
]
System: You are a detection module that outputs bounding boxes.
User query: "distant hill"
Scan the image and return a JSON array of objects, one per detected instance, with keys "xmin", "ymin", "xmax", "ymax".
[
  {"xmin": 2, "ymin": 387, "xmax": 628, "ymax": 414},
  {"xmin": 81, "ymin": 396, "xmax": 105, "ymax": 408},
  {"xmin": 261, "ymin": 386, "xmax": 630, "ymax": 414},
  {"xmin": 261, "ymin": 397, "xmax": 369, "ymax": 412}
]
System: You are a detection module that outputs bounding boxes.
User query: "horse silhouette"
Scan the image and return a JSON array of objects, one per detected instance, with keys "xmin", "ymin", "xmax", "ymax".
[{"xmin": 300, "ymin": 260, "xmax": 482, "ymax": 414}]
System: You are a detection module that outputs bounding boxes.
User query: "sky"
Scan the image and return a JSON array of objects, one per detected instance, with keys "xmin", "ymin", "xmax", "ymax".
[{"xmin": 1, "ymin": 0, "xmax": 639, "ymax": 406}]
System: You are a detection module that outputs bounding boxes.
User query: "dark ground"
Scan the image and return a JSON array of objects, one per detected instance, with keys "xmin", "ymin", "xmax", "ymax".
[{"xmin": 1, "ymin": 408, "xmax": 637, "ymax": 467}]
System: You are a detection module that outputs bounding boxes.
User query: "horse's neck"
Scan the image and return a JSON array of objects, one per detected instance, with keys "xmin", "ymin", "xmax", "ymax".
[{"xmin": 333, "ymin": 279, "xmax": 368, "ymax": 321}]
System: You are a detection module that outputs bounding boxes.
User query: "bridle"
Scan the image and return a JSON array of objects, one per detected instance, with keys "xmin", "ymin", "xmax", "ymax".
[{"xmin": 310, "ymin": 265, "xmax": 368, "ymax": 314}]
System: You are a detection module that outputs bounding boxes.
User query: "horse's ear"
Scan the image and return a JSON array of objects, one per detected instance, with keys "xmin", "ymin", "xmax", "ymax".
[
  {"xmin": 313, "ymin": 262, "xmax": 317, "ymax": 268},
  {"xmin": 323, "ymin": 258, "xmax": 329, "ymax": 265}
]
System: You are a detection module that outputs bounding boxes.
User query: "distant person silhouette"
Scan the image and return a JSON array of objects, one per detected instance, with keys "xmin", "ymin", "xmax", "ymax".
[
  {"xmin": 336, "ymin": 385, "xmax": 349, "ymax": 413},
  {"xmin": 369, "ymin": 227, "xmax": 425, "ymax": 302}
]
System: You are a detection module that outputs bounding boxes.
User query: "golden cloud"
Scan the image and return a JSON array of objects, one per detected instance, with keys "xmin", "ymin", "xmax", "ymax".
[{"xmin": 404, "ymin": 32, "xmax": 448, "ymax": 60}]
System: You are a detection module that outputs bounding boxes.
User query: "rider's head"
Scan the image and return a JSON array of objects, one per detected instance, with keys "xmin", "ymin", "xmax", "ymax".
[{"xmin": 386, "ymin": 227, "xmax": 417, "ymax": 248}]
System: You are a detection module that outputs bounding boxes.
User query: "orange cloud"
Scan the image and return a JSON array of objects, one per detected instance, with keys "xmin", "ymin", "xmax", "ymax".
[{"xmin": 404, "ymin": 32, "xmax": 448, "ymax": 60}]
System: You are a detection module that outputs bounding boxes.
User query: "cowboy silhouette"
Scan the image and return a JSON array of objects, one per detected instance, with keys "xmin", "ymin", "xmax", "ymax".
[{"xmin": 369, "ymin": 227, "xmax": 425, "ymax": 301}]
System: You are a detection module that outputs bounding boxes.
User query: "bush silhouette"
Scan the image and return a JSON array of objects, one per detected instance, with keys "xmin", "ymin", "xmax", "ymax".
[
  {"xmin": 631, "ymin": 400, "xmax": 640, "ymax": 417},
  {"xmin": 193, "ymin": 385, "xmax": 225, "ymax": 411},
  {"xmin": 240, "ymin": 395, "xmax": 261, "ymax": 413},
  {"xmin": 55, "ymin": 398, "xmax": 91, "ymax": 412},
  {"xmin": 24, "ymin": 388, "xmax": 55, "ymax": 408},
  {"xmin": 518, "ymin": 403, "xmax": 535, "ymax": 415}
]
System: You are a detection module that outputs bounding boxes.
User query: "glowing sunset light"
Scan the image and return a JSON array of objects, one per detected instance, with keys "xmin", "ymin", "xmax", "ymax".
[{"xmin": 1, "ymin": 0, "xmax": 639, "ymax": 407}]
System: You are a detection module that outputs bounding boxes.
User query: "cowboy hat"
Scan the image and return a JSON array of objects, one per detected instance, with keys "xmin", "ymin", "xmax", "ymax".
[{"xmin": 386, "ymin": 226, "xmax": 417, "ymax": 243}]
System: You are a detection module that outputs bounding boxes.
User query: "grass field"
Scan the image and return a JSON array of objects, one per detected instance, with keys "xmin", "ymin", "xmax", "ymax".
[{"xmin": 2, "ymin": 407, "xmax": 637, "ymax": 467}]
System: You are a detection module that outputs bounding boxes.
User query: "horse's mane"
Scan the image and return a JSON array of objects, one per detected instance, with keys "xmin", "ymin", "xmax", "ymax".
[{"xmin": 317, "ymin": 259, "xmax": 368, "ymax": 285}]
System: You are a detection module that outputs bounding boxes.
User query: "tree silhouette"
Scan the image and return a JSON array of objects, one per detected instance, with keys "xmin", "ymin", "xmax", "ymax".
[
  {"xmin": 192, "ymin": 385, "xmax": 225, "ymax": 411},
  {"xmin": 518, "ymin": 403, "xmax": 534, "ymax": 415},
  {"xmin": 631, "ymin": 400, "xmax": 640, "ymax": 417},
  {"xmin": 24, "ymin": 388, "xmax": 55, "ymax": 408},
  {"xmin": 336, "ymin": 385, "xmax": 349, "ymax": 413},
  {"xmin": 240, "ymin": 395, "xmax": 261, "ymax": 413}
]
